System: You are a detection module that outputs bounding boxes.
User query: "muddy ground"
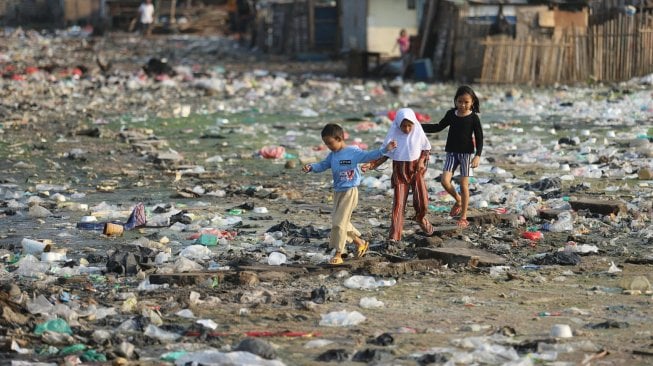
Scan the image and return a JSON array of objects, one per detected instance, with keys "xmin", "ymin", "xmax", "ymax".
[{"xmin": 1, "ymin": 30, "xmax": 653, "ymax": 365}]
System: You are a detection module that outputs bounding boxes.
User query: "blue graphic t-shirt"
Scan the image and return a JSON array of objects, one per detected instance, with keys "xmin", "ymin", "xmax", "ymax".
[{"xmin": 310, "ymin": 146, "xmax": 387, "ymax": 192}]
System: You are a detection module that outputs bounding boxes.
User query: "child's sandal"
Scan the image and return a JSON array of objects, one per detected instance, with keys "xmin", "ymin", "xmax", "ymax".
[
  {"xmin": 457, "ymin": 218, "xmax": 469, "ymax": 228},
  {"xmin": 355, "ymin": 241, "xmax": 369, "ymax": 258},
  {"xmin": 329, "ymin": 256, "xmax": 344, "ymax": 265}
]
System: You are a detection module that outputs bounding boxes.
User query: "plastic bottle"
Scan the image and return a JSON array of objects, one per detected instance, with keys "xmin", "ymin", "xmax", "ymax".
[
  {"xmin": 267, "ymin": 252, "xmax": 286, "ymax": 266},
  {"xmin": 253, "ymin": 206, "xmax": 268, "ymax": 213},
  {"xmin": 549, "ymin": 211, "xmax": 574, "ymax": 232},
  {"xmin": 343, "ymin": 275, "xmax": 396, "ymax": 290},
  {"xmin": 359, "ymin": 297, "xmax": 384, "ymax": 308},
  {"xmin": 27, "ymin": 294, "xmax": 54, "ymax": 315},
  {"xmin": 143, "ymin": 324, "xmax": 181, "ymax": 342},
  {"xmin": 15, "ymin": 255, "xmax": 50, "ymax": 279},
  {"xmin": 319, "ymin": 310, "xmax": 366, "ymax": 326}
]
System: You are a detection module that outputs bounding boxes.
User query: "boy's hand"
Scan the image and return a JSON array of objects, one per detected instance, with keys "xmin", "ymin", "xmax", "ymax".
[
  {"xmin": 386, "ymin": 140, "xmax": 398, "ymax": 151},
  {"xmin": 361, "ymin": 163, "xmax": 372, "ymax": 172},
  {"xmin": 302, "ymin": 164, "xmax": 312, "ymax": 173},
  {"xmin": 471, "ymin": 156, "xmax": 480, "ymax": 169}
]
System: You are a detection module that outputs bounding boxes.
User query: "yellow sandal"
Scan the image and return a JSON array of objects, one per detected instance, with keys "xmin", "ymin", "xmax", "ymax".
[
  {"xmin": 329, "ymin": 255, "xmax": 344, "ymax": 265},
  {"xmin": 356, "ymin": 241, "xmax": 369, "ymax": 258}
]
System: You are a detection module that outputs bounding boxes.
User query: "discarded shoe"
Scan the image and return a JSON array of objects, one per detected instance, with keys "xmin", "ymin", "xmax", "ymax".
[
  {"xmin": 356, "ymin": 241, "xmax": 369, "ymax": 258},
  {"xmin": 123, "ymin": 202, "xmax": 147, "ymax": 230},
  {"xmin": 457, "ymin": 218, "xmax": 469, "ymax": 228}
]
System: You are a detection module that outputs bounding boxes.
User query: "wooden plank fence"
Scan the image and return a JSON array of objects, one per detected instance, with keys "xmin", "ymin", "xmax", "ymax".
[{"xmin": 478, "ymin": 13, "xmax": 653, "ymax": 85}]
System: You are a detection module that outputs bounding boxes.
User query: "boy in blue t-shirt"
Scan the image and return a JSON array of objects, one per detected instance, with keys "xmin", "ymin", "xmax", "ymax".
[{"xmin": 303, "ymin": 123, "xmax": 397, "ymax": 265}]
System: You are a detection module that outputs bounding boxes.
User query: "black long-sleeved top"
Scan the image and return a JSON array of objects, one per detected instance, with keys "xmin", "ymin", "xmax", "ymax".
[{"xmin": 422, "ymin": 109, "xmax": 483, "ymax": 156}]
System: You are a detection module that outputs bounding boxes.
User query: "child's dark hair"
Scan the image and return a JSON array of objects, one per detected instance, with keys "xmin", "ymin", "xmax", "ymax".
[
  {"xmin": 321, "ymin": 123, "xmax": 344, "ymax": 140},
  {"xmin": 455, "ymin": 85, "xmax": 480, "ymax": 113}
]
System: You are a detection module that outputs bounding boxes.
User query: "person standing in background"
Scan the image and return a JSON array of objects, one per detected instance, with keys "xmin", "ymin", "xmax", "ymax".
[
  {"xmin": 396, "ymin": 29, "xmax": 410, "ymax": 57},
  {"xmin": 138, "ymin": 0, "xmax": 155, "ymax": 36},
  {"xmin": 393, "ymin": 29, "xmax": 412, "ymax": 77}
]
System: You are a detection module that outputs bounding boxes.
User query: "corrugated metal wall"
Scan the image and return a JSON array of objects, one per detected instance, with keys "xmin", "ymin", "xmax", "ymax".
[{"xmin": 0, "ymin": 0, "xmax": 102, "ymax": 26}]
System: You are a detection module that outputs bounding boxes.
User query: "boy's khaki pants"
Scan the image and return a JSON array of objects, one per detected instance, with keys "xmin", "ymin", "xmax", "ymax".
[{"xmin": 331, "ymin": 188, "xmax": 361, "ymax": 253}]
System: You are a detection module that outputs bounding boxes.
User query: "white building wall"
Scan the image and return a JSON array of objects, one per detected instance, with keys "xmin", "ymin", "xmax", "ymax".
[{"xmin": 366, "ymin": 0, "xmax": 417, "ymax": 56}]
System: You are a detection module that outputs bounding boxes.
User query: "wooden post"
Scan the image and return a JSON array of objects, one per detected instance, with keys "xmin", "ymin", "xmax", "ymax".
[
  {"xmin": 307, "ymin": 0, "xmax": 314, "ymax": 50},
  {"xmin": 524, "ymin": 36, "xmax": 532, "ymax": 83},
  {"xmin": 170, "ymin": 0, "xmax": 177, "ymax": 24},
  {"xmin": 419, "ymin": 0, "xmax": 437, "ymax": 58}
]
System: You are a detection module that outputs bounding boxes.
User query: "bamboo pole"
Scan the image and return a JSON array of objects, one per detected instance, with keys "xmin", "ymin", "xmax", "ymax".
[
  {"xmin": 628, "ymin": 15, "xmax": 635, "ymax": 78},
  {"xmin": 602, "ymin": 21, "xmax": 606, "ymax": 81},
  {"xmin": 619, "ymin": 15, "xmax": 625, "ymax": 80},
  {"xmin": 599, "ymin": 22, "xmax": 604, "ymax": 81},
  {"xmin": 591, "ymin": 24, "xmax": 597, "ymax": 81},
  {"xmin": 611, "ymin": 18, "xmax": 616, "ymax": 80},
  {"xmin": 624, "ymin": 15, "xmax": 630, "ymax": 80},
  {"xmin": 597, "ymin": 22, "xmax": 602, "ymax": 81},
  {"xmin": 493, "ymin": 38, "xmax": 502, "ymax": 82},
  {"xmin": 640, "ymin": 31, "xmax": 653, "ymax": 74},
  {"xmin": 515, "ymin": 38, "xmax": 524, "ymax": 83},
  {"xmin": 506, "ymin": 37, "xmax": 514, "ymax": 83},
  {"xmin": 612, "ymin": 18, "xmax": 616, "ymax": 81},
  {"xmin": 481, "ymin": 37, "xmax": 492, "ymax": 82},
  {"xmin": 606, "ymin": 19, "xmax": 611, "ymax": 81},
  {"xmin": 545, "ymin": 39, "xmax": 554, "ymax": 84},
  {"xmin": 581, "ymin": 28, "xmax": 588, "ymax": 81},
  {"xmin": 522, "ymin": 40, "xmax": 528, "ymax": 84},
  {"xmin": 605, "ymin": 20, "xmax": 618, "ymax": 81},
  {"xmin": 528, "ymin": 37, "xmax": 540, "ymax": 82}
]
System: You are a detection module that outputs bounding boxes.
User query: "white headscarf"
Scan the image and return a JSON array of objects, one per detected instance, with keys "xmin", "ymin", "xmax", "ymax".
[{"xmin": 382, "ymin": 108, "xmax": 431, "ymax": 161}]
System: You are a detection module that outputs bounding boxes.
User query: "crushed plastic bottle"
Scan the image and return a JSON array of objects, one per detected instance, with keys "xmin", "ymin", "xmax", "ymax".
[
  {"xmin": 15, "ymin": 255, "xmax": 50, "ymax": 279},
  {"xmin": 343, "ymin": 275, "xmax": 396, "ymax": 290},
  {"xmin": 359, "ymin": 297, "xmax": 384, "ymax": 308},
  {"xmin": 144, "ymin": 324, "xmax": 181, "ymax": 343},
  {"xmin": 319, "ymin": 310, "xmax": 366, "ymax": 326},
  {"xmin": 173, "ymin": 350, "xmax": 286, "ymax": 366},
  {"xmin": 546, "ymin": 211, "xmax": 574, "ymax": 232},
  {"xmin": 267, "ymin": 252, "xmax": 287, "ymax": 266},
  {"xmin": 27, "ymin": 294, "xmax": 54, "ymax": 315}
]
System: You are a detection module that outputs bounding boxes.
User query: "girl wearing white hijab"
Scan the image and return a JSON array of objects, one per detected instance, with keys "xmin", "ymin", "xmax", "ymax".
[{"xmin": 364, "ymin": 108, "xmax": 434, "ymax": 241}]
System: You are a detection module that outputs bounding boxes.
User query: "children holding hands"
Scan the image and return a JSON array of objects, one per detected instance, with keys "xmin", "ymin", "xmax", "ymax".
[
  {"xmin": 422, "ymin": 85, "xmax": 484, "ymax": 228},
  {"xmin": 363, "ymin": 108, "xmax": 434, "ymax": 241},
  {"xmin": 303, "ymin": 123, "xmax": 397, "ymax": 265},
  {"xmin": 304, "ymin": 90, "xmax": 483, "ymax": 264}
]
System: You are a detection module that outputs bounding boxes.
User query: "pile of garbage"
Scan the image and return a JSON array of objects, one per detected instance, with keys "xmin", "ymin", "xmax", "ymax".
[{"xmin": 1, "ymin": 28, "xmax": 653, "ymax": 365}]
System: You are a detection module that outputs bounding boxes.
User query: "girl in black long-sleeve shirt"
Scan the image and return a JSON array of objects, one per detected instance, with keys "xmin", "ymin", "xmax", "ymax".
[{"xmin": 422, "ymin": 85, "xmax": 484, "ymax": 228}]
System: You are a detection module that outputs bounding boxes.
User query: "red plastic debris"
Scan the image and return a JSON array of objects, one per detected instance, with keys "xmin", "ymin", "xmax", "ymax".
[
  {"xmin": 244, "ymin": 331, "xmax": 320, "ymax": 337},
  {"xmin": 187, "ymin": 229, "xmax": 237, "ymax": 240},
  {"xmin": 259, "ymin": 146, "xmax": 286, "ymax": 159},
  {"xmin": 522, "ymin": 231, "xmax": 543, "ymax": 240}
]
